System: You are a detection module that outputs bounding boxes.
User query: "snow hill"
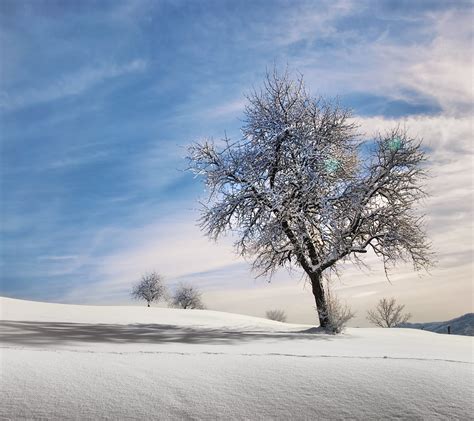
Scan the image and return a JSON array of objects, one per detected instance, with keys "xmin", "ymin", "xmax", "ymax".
[
  {"xmin": 400, "ymin": 313, "xmax": 474, "ymax": 336},
  {"xmin": 1, "ymin": 297, "xmax": 473, "ymax": 420}
]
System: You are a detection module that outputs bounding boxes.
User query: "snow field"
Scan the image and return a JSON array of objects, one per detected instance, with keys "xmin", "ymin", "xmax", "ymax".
[{"xmin": 1, "ymin": 297, "xmax": 472, "ymax": 420}]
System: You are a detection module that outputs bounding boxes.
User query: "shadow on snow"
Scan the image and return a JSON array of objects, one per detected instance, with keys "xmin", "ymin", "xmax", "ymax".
[{"xmin": 0, "ymin": 321, "xmax": 338, "ymax": 347}]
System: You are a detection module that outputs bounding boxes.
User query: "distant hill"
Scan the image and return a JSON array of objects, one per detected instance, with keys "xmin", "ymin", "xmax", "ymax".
[{"xmin": 400, "ymin": 313, "xmax": 474, "ymax": 336}]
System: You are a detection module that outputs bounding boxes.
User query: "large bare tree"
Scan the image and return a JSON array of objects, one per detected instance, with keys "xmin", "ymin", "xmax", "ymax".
[{"xmin": 188, "ymin": 70, "xmax": 432, "ymax": 329}]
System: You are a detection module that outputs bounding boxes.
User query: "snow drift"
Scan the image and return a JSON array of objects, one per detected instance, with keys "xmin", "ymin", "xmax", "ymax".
[{"xmin": 1, "ymin": 297, "xmax": 472, "ymax": 420}]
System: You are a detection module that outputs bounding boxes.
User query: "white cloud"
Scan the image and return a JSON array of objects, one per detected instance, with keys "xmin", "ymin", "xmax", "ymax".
[
  {"xmin": 47, "ymin": 150, "xmax": 111, "ymax": 170},
  {"xmin": 357, "ymin": 115, "xmax": 473, "ymax": 158},
  {"xmin": 208, "ymin": 98, "xmax": 247, "ymax": 118},
  {"xmin": 37, "ymin": 255, "xmax": 79, "ymax": 261},
  {"xmin": 0, "ymin": 59, "xmax": 147, "ymax": 110},
  {"xmin": 57, "ymin": 213, "xmax": 244, "ymax": 303},
  {"xmin": 351, "ymin": 291, "xmax": 378, "ymax": 299},
  {"xmin": 292, "ymin": 7, "xmax": 472, "ymax": 117},
  {"xmin": 269, "ymin": 0, "xmax": 356, "ymax": 47},
  {"xmin": 398, "ymin": 11, "xmax": 473, "ymax": 116},
  {"xmin": 108, "ymin": 0, "xmax": 158, "ymax": 26}
]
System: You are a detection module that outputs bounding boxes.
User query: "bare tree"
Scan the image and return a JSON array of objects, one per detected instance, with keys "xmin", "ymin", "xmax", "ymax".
[
  {"xmin": 266, "ymin": 309, "xmax": 287, "ymax": 322},
  {"xmin": 188, "ymin": 69, "xmax": 432, "ymax": 329},
  {"xmin": 322, "ymin": 285, "xmax": 355, "ymax": 333},
  {"xmin": 367, "ymin": 297, "xmax": 412, "ymax": 327},
  {"xmin": 131, "ymin": 272, "xmax": 167, "ymax": 307},
  {"xmin": 171, "ymin": 283, "xmax": 206, "ymax": 309}
]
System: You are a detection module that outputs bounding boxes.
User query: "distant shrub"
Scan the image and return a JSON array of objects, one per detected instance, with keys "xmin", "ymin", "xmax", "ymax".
[
  {"xmin": 171, "ymin": 283, "xmax": 206, "ymax": 309},
  {"xmin": 367, "ymin": 297, "xmax": 411, "ymax": 327},
  {"xmin": 131, "ymin": 272, "xmax": 167, "ymax": 307},
  {"xmin": 266, "ymin": 309, "xmax": 287, "ymax": 322},
  {"xmin": 319, "ymin": 286, "xmax": 355, "ymax": 333}
]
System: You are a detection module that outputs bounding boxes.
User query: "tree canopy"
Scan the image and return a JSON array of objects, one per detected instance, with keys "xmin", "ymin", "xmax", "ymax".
[{"xmin": 188, "ymin": 69, "xmax": 432, "ymax": 328}]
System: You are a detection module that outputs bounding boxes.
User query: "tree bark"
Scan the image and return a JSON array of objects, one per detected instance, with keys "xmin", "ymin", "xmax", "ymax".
[{"xmin": 309, "ymin": 271, "xmax": 329, "ymax": 329}]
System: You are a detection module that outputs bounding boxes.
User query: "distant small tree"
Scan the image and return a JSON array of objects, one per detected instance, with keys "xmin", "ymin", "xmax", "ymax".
[
  {"xmin": 266, "ymin": 309, "xmax": 287, "ymax": 322},
  {"xmin": 367, "ymin": 297, "xmax": 411, "ymax": 327},
  {"xmin": 131, "ymin": 272, "xmax": 167, "ymax": 307},
  {"xmin": 322, "ymin": 285, "xmax": 355, "ymax": 333},
  {"xmin": 171, "ymin": 283, "xmax": 206, "ymax": 309}
]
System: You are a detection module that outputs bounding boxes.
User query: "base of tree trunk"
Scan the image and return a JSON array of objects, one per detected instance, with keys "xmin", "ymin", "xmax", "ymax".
[{"xmin": 310, "ymin": 272, "xmax": 330, "ymax": 329}]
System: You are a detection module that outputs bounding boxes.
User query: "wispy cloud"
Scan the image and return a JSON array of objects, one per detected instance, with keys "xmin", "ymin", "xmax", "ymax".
[
  {"xmin": 38, "ymin": 255, "xmax": 79, "ymax": 261},
  {"xmin": 46, "ymin": 150, "xmax": 111, "ymax": 170},
  {"xmin": 377, "ymin": 11, "xmax": 473, "ymax": 116},
  {"xmin": 55, "ymin": 213, "xmax": 243, "ymax": 303},
  {"xmin": 207, "ymin": 98, "xmax": 247, "ymax": 118},
  {"xmin": 351, "ymin": 291, "xmax": 378, "ymax": 299},
  {"xmin": 0, "ymin": 59, "xmax": 147, "ymax": 110},
  {"xmin": 268, "ymin": 0, "xmax": 356, "ymax": 47},
  {"xmin": 398, "ymin": 10, "xmax": 474, "ymax": 116},
  {"xmin": 357, "ymin": 114, "xmax": 473, "ymax": 275},
  {"xmin": 288, "ymin": 6, "xmax": 472, "ymax": 117}
]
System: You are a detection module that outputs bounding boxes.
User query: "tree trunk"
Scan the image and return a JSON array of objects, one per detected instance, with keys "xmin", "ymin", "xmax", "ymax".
[
  {"xmin": 147, "ymin": 303, "xmax": 150, "ymax": 307},
  {"xmin": 309, "ymin": 271, "xmax": 329, "ymax": 329}
]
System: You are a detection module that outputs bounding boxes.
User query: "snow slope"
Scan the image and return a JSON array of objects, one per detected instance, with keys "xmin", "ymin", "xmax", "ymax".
[{"xmin": 1, "ymin": 297, "xmax": 473, "ymax": 420}]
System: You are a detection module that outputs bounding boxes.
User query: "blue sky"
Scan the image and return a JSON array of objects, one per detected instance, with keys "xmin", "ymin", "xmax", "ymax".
[{"xmin": 1, "ymin": 0, "xmax": 472, "ymax": 323}]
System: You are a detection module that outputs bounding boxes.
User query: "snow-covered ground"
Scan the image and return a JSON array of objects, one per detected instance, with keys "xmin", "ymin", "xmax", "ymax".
[{"xmin": 1, "ymin": 297, "xmax": 472, "ymax": 420}]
